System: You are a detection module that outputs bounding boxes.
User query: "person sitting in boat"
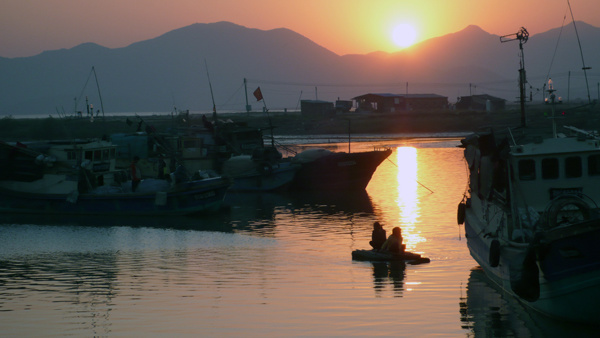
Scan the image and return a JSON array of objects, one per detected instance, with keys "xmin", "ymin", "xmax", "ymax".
[
  {"xmin": 380, "ymin": 227, "xmax": 404, "ymax": 254},
  {"xmin": 369, "ymin": 222, "xmax": 387, "ymax": 250}
]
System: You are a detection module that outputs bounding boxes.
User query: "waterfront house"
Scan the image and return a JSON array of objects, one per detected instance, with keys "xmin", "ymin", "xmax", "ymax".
[{"xmin": 353, "ymin": 93, "xmax": 448, "ymax": 113}]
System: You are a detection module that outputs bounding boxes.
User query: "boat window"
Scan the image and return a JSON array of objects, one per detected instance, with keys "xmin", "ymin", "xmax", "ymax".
[
  {"xmin": 183, "ymin": 139, "xmax": 201, "ymax": 148},
  {"xmin": 110, "ymin": 148, "xmax": 116, "ymax": 159},
  {"xmin": 518, "ymin": 159, "xmax": 536, "ymax": 180},
  {"xmin": 66, "ymin": 150, "xmax": 77, "ymax": 160},
  {"xmin": 589, "ymin": 155, "xmax": 600, "ymax": 176},
  {"xmin": 102, "ymin": 149, "xmax": 109, "ymax": 161},
  {"xmin": 565, "ymin": 156, "xmax": 582, "ymax": 178},
  {"xmin": 94, "ymin": 150, "xmax": 101, "ymax": 161},
  {"xmin": 542, "ymin": 158, "xmax": 559, "ymax": 179},
  {"xmin": 85, "ymin": 151, "xmax": 93, "ymax": 160}
]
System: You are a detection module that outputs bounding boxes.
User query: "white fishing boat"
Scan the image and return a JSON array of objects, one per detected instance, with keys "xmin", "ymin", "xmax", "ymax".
[
  {"xmin": 459, "ymin": 17, "xmax": 600, "ymax": 323},
  {"xmin": 460, "ymin": 124, "xmax": 600, "ymax": 323}
]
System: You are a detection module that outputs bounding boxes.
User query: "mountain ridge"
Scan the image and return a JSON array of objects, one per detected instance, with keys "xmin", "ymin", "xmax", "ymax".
[{"xmin": 1, "ymin": 21, "xmax": 598, "ymax": 115}]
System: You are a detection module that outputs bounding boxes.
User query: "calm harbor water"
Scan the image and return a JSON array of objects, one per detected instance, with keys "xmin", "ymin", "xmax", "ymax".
[{"xmin": 0, "ymin": 138, "xmax": 595, "ymax": 337}]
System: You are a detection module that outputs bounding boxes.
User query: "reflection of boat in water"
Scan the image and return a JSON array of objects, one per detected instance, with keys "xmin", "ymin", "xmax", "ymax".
[
  {"xmin": 463, "ymin": 267, "xmax": 599, "ymax": 336},
  {"xmin": 459, "ymin": 22, "xmax": 600, "ymax": 323},
  {"xmin": 351, "ymin": 249, "xmax": 430, "ymax": 264},
  {"xmin": 0, "ymin": 139, "xmax": 229, "ymax": 215},
  {"xmin": 287, "ymin": 189, "xmax": 375, "ymax": 214}
]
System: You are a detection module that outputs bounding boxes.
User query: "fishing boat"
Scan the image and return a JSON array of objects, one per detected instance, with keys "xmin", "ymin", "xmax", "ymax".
[
  {"xmin": 352, "ymin": 249, "xmax": 430, "ymax": 265},
  {"xmin": 459, "ymin": 21, "xmax": 600, "ymax": 323},
  {"xmin": 113, "ymin": 115, "xmax": 391, "ymax": 192},
  {"xmin": 290, "ymin": 147, "xmax": 392, "ymax": 191},
  {"xmin": 0, "ymin": 139, "xmax": 229, "ymax": 215}
]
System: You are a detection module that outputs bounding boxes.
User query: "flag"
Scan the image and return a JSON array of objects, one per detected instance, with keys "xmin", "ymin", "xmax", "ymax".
[{"xmin": 253, "ymin": 87, "xmax": 263, "ymax": 101}]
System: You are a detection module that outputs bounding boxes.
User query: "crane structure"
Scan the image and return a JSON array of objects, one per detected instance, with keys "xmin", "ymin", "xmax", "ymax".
[{"xmin": 501, "ymin": 27, "xmax": 529, "ymax": 127}]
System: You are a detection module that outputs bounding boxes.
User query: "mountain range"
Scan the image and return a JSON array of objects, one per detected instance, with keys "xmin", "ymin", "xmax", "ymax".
[{"xmin": 1, "ymin": 21, "xmax": 599, "ymax": 116}]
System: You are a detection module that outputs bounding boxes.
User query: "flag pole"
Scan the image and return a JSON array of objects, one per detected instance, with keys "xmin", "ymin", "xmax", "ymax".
[{"xmin": 254, "ymin": 86, "xmax": 274, "ymax": 147}]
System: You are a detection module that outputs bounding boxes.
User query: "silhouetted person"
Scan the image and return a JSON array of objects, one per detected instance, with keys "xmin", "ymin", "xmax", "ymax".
[
  {"xmin": 381, "ymin": 227, "xmax": 404, "ymax": 254},
  {"xmin": 370, "ymin": 221, "xmax": 387, "ymax": 250}
]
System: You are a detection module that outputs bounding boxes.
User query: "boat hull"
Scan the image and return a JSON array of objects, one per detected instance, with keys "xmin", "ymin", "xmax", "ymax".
[
  {"xmin": 351, "ymin": 249, "xmax": 430, "ymax": 264},
  {"xmin": 290, "ymin": 149, "xmax": 392, "ymax": 191},
  {"xmin": 465, "ymin": 207, "xmax": 600, "ymax": 323},
  {"xmin": 228, "ymin": 162, "xmax": 299, "ymax": 192},
  {"xmin": 0, "ymin": 177, "xmax": 230, "ymax": 216}
]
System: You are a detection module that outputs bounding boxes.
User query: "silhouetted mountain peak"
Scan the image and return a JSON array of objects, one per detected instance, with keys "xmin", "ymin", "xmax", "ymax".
[{"xmin": 1, "ymin": 21, "xmax": 599, "ymax": 114}]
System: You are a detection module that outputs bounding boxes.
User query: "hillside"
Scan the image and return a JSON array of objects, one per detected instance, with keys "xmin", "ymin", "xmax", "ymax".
[{"xmin": 1, "ymin": 21, "xmax": 599, "ymax": 116}]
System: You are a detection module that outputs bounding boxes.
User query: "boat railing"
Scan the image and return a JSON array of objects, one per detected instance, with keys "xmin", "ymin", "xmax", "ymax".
[
  {"xmin": 272, "ymin": 140, "xmax": 298, "ymax": 156},
  {"xmin": 563, "ymin": 125, "xmax": 600, "ymax": 141}
]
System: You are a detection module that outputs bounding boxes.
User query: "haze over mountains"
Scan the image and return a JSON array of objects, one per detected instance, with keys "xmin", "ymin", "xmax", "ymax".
[{"xmin": 1, "ymin": 21, "xmax": 599, "ymax": 116}]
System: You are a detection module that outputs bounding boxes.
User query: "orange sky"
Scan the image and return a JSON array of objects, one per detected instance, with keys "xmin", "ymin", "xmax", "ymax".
[{"xmin": 1, "ymin": 0, "xmax": 599, "ymax": 58}]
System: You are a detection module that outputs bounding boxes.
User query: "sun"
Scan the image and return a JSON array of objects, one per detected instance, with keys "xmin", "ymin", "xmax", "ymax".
[{"xmin": 392, "ymin": 23, "xmax": 418, "ymax": 48}]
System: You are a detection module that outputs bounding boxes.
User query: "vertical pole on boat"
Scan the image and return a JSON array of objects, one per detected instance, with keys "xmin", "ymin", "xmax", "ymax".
[
  {"xmin": 518, "ymin": 39, "xmax": 527, "ymax": 127},
  {"xmin": 348, "ymin": 119, "xmax": 351, "ymax": 153},
  {"xmin": 244, "ymin": 78, "xmax": 250, "ymax": 115},
  {"xmin": 204, "ymin": 59, "xmax": 218, "ymax": 123},
  {"xmin": 568, "ymin": 71, "xmax": 571, "ymax": 103},
  {"xmin": 257, "ymin": 90, "xmax": 274, "ymax": 148},
  {"xmin": 91, "ymin": 66, "xmax": 105, "ymax": 119},
  {"xmin": 548, "ymin": 78, "xmax": 557, "ymax": 138},
  {"xmin": 500, "ymin": 27, "xmax": 529, "ymax": 128}
]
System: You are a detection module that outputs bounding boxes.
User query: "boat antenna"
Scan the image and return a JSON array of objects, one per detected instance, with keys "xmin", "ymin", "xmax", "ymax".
[
  {"xmin": 204, "ymin": 59, "xmax": 218, "ymax": 122},
  {"xmin": 500, "ymin": 27, "xmax": 529, "ymax": 127},
  {"xmin": 567, "ymin": 0, "xmax": 592, "ymax": 104}
]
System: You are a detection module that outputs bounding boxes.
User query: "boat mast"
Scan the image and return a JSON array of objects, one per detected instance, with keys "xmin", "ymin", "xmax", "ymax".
[
  {"xmin": 204, "ymin": 59, "xmax": 218, "ymax": 123},
  {"xmin": 500, "ymin": 27, "xmax": 529, "ymax": 127},
  {"xmin": 91, "ymin": 66, "xmax": 105, "ymax": 119},
  {"xmin": 244, "ymin": 78, "xmax": 251, "ymax": 114}
]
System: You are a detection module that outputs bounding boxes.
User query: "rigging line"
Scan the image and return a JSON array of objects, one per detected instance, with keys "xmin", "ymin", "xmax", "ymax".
[
  {"xmin": 246, "ymin": 78, "xmax": 501, "ymax": 88},
  {"xmin": 92, "ymin": 67, "xmax": 105, "ymax": 118},
  {"xmin": 384, "ymin": 157, "xmax": 434, "ymax": 194},
  {"xmin": 545, "ymin": 10, "xmax": 568, "ymax": 84},
  {"xmin": 75, "ymin": 68, "xmax": 94, "ymax": 111},
  {"xmin": 568, "ymin": 0, "xmax": 591, "ymax": 103},
  {"xmin": 221, "ymin": 82, "xmax": 245, "ymax": 107}
]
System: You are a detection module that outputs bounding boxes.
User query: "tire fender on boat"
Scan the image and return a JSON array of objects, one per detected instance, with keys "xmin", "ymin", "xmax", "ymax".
[
  {"xmin": 489, "ymin": 239, "xmax": 500, "ymax": 267},
  {"xmin": 457, "ymin": 202, "xmax": 466, "ymax": 225},
  {"xmin": 545, "ymin": 196, "xmax": 591, "ymax": 229}
]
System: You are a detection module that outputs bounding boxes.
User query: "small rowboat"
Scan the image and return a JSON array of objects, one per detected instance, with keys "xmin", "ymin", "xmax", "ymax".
[{"xmin": 352, "ymin": 249, "xmax": 431, "ymax": 265}]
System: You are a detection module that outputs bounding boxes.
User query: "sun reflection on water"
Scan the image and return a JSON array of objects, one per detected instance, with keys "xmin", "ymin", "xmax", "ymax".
[{"xmin": 395, "ymin": 147, "xmax": 425, "ymax": 250}]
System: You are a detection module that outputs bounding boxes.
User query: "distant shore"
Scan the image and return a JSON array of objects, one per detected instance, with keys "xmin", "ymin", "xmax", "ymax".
[{"xmin": 1, "ymin": 103, "xmax": 598, "ymax": 141}]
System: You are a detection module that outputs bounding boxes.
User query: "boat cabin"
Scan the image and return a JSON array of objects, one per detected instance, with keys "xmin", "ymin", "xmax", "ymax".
[{"xmin": 511, "ymin": 137, "xmax": 600, "ymax": 212}]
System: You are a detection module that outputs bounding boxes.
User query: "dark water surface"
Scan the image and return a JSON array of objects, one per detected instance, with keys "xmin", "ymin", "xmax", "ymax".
[{"xmin": 0, "ymin": 139, "xmax": 594, "ymax": 337}]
